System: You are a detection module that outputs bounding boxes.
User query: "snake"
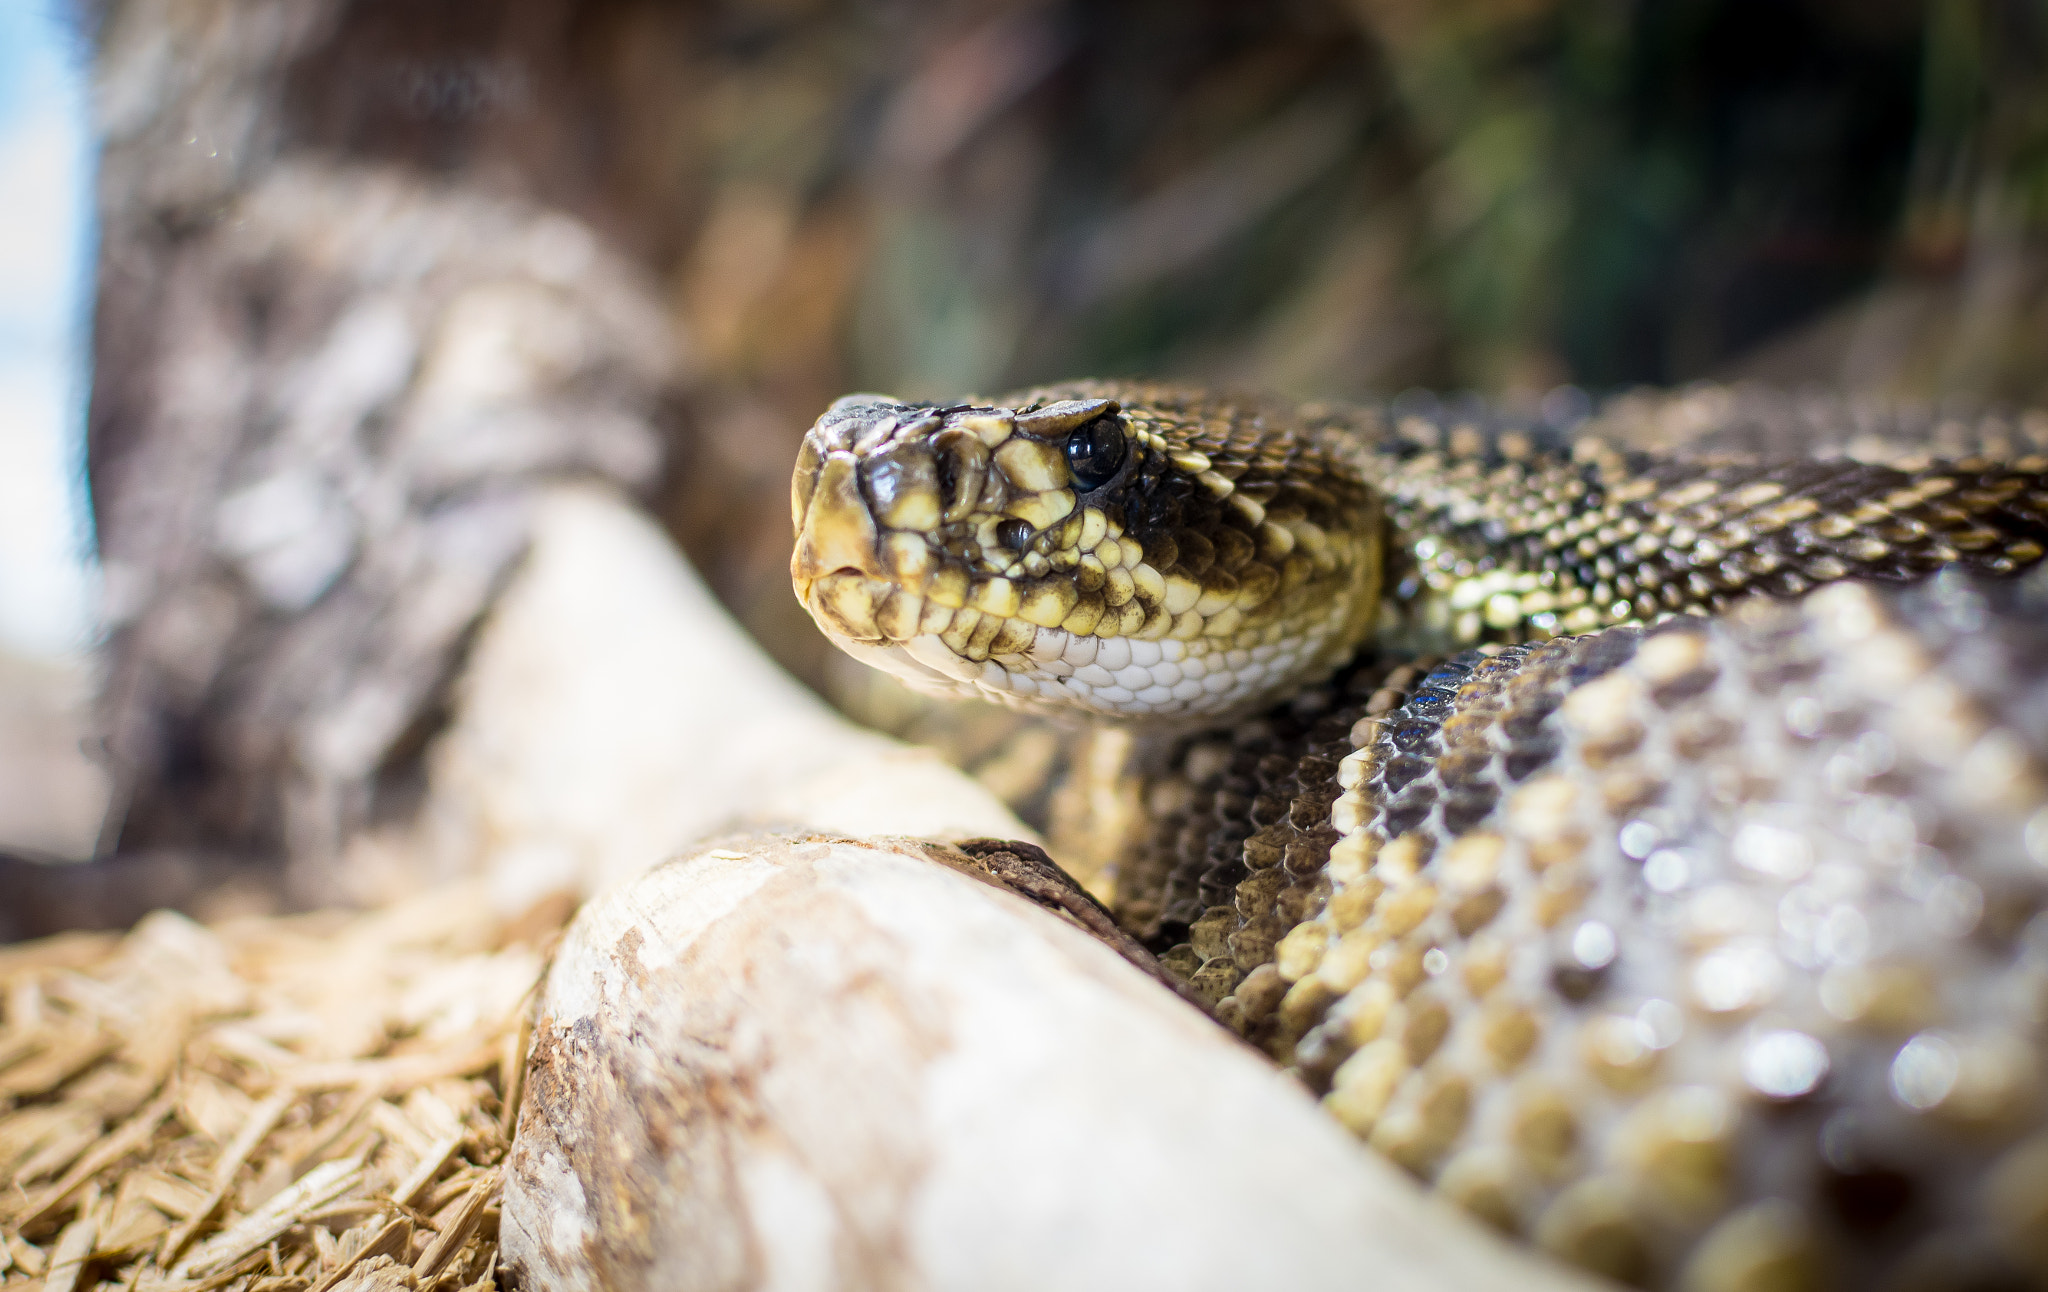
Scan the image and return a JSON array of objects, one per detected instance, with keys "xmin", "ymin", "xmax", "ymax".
[{"xmin": 789, "ymin": 381, "xmax": 2048, "ymax": 1291}]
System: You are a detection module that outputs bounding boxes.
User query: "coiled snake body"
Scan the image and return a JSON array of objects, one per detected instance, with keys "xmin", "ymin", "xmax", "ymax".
[{"xmin": 791, "ymin": 382, "xmax": 2048, "ymax": 1291}]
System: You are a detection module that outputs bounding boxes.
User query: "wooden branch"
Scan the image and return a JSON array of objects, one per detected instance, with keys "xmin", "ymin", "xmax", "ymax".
[{"xmin": 501, "ymin": 834, "xmax": 1605, "ymax": 1292}]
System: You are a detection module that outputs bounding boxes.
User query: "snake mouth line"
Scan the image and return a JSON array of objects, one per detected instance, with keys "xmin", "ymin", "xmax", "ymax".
[{"xmin": 798, "ymin": 564, "xmax": 1367, "ymax": 719}]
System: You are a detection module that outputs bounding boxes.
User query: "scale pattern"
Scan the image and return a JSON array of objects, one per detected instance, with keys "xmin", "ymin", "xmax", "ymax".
[
  {"xmin": 1140, "ymin": 575, "xmax": 2048, "ymax": 1290},
  {"xmin": 1311, "ymin": 388, "xmax": 2048, "ymax": 651},
  {"xmin": 798, "ymin": 384, "xmax": 2048, "ymax": 1291}
]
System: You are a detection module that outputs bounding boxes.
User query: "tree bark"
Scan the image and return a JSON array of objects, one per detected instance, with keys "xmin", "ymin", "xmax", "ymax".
[{"xmin": 86, "ymin": 0, "xmax": 683, "ymax": 892}]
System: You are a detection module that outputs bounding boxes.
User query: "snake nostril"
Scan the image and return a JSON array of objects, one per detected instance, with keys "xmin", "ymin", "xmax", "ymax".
[
  {"xmin": 933, "ymin": 429, "xmax": 990, "ymax": 523},
  {"xmin": 861, "ymin": 446, "xmax": 943, "ymax": 532}
]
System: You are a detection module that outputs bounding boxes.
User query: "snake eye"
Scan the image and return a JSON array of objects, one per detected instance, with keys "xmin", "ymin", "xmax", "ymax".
[
  {"xmin": 996, "ymin": 518, "xmax": 1033, "ymax": 551},
  {"xmin": 1064, "ymin": 417, "xmax": 1127, "ymax": 491}
]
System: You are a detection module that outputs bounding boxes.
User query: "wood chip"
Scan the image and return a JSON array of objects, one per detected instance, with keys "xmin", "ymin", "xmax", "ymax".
[
  {"xmin": 158, "ymin": 1087, "xmax": 293, "ymax": 1270},
  {"xmin": 284, "ymin": 1033, "xmax": 504, "ymax": 1096},
  {"xmin": 0, "ymin": 1105, "xmax": 98, "ymax": 1182},
  {"xmin": 410, "ymin": 1168, "xmax": 498, "ymax": 1283},
  {"xmin": 306, "ymin": 1218, "xmax": 412, "ymax": 1292},
  {"xmin": 283, "ymin": 1086, "xmax": 381, "ymax": 1181},
  {"xmin": 390, "ymin": 1130, "xmax": 465, "ymax": 1212},
  {"xmin": 14, "ymin": 1085, "xmax": 179, "ymax": 1231},
  {"xmin": 367, "ymin": 1100, "xmax": 435, "ymax": 1167},
  {"xmin": 98, "ymin": 1175, "xmax": 174, "ymax": 1258},
  {"xmin": 136, "ymin": 1171, "xmax": 210, "ymax": 1222},
  {"xmin": 39, "ymin": 1215, "xmax": 94, "ymax": 1292},
  {"xmin": 175, "ymin": 1073, "xmax": 256, "ymax": 1146},
  {"xmin": 0, "ymin": 1026, "xmax": 116, "ymax": 1101},
  {"xmin": 7, "ymin": 1114, "xmax": 103, "ymax": 1190},
  {"xmin": 496, "ymin": 1007, "xmax": 531, "ymax": 1141},
  {"xmin": 0, "ymin": 931, "xmax": 119, "ymax": 980},
  {"xmin": 172, "ymin": 1155, "xmax": 366, "ymax": 1280},
  {"xmin": 328, "ymin": 1253, "xmax": 418, "ymax": 1292},
  {"xmin": 6, "ymin": 1231, "xmax": 47, "ymax": 1276},
  {"xmin": 0, "ymin": 1026, "xmax": 43, "ymax": 1075}
]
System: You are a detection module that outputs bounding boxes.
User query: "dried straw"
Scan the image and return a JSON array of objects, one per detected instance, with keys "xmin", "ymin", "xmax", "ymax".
[{"xmin": 0, "ymin": 881, "xmax": 569, "ymax": 1292}]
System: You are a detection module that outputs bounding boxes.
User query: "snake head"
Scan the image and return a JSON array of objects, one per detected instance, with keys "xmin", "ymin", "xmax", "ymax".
[{"xmin": 791, "ymin": 382, "xmax": 1385, "ymax": 721}]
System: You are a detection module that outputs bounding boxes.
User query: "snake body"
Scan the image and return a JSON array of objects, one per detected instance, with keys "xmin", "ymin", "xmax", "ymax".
[{"xmin": 791, "ymin": 383, "xmax": 2048, "ymax": 1290}]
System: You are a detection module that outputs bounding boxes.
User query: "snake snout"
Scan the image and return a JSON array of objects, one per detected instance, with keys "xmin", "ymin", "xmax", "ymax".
[
  {"xmin": 791, "ymin": 450, "xmax": 885, "ymax": 586},
  {"xmin": 792, "ymin": 399, "xmax": 916, "ymax": 585},
  {"xmin": 792, "ymin": 401, "xmax": 948, "ymax": 647}
]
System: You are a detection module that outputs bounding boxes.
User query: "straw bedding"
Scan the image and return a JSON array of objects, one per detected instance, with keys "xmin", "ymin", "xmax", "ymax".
[{"xmin": 0, "ymin": 883, "xmax": 572, "ymax": 1292}]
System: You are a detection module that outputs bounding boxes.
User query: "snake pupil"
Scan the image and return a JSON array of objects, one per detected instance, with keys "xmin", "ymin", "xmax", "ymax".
[{"xmin": 1064, "ymin": 417, "xmax": 1127, "ymax": 491}]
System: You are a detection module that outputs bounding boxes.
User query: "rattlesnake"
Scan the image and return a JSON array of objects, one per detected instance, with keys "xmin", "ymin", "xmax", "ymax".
[{"xmin": 790, "ymin": 382, "xmax": 2048, "ymax": 1291}]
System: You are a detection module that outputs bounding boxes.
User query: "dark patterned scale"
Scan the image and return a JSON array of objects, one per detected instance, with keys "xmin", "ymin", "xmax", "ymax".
[
  {"xmin": 1100, "ymin": 392, "xmax": 2048, "ymax": 1291},
  {"xmin": 1125, "ymin": 579, "xmax": 2048, "ymax": 1292},
  {"xmin": 1333, "ymin": 398, "xmax": 2048, "ymax": 652}
]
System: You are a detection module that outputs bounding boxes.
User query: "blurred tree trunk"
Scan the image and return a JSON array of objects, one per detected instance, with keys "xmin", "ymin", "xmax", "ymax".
[{"xmin": 85, "ymin": 0, "xmax": 686, "ymax": 903}]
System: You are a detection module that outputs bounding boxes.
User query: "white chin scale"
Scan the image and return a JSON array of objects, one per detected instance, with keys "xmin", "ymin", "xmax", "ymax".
[{"xmin": 831, "ymin": 612, "xmax": 1348, "ymax": 722}]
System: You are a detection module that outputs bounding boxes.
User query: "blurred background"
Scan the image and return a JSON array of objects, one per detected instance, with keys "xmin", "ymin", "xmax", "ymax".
[
  {"xmin": 0, "ymin": 2, "xmax": 104, "ymax": 860},
  {"xmin": 4, "ymin": 0, "xmax": 2047, "ymax": 894}
]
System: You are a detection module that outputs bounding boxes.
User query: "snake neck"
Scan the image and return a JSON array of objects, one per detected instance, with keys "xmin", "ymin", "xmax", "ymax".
[{"xmin": 1348, "ymin": 418, "xmax": 2048, "ymax": 661}]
